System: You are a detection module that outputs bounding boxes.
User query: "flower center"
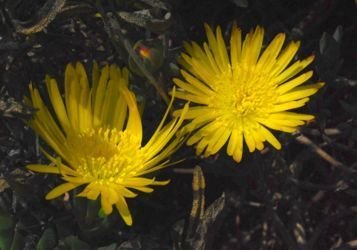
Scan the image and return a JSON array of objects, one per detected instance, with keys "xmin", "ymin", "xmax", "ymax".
[
  {"xmin": 210, "ymin": 66, "xmax": 278, "ymax": 121},
  {"xmin": 234, "ymin": 91, "xmax": 257, "ymax": 116},
  {"xmin": 65, "ymin": 129, "xmax": 144, "ymax": 183}
]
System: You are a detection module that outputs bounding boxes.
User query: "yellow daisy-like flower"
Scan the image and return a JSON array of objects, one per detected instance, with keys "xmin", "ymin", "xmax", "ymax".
[
  {"xmin": 173, "ymin": 23, "xmax": 324, "ymax": 162},
  {"xmin": 26, "ymin": 62, "xmax": 188, "ymax": 226}
]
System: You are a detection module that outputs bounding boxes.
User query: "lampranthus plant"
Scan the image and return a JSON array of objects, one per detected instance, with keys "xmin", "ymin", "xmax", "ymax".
[
  {"xmin": 26, "ymin": 62, "xmax": 188, "ymax": 225},
  {"xmin": 173, "ymin": 23, "xmax": 324, "ymax": 162}
]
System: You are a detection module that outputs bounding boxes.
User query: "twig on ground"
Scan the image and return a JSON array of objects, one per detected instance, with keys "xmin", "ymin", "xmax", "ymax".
[{"xmin": 295, "ymin": 135, "xmax": 350, "ymax": 171}]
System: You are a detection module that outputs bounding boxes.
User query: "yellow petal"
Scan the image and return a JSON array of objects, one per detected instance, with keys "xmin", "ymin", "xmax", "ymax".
[
  {"xmin": 196, "ymin": 137, "xmax": 209, "ymax": 156},
  {"xmin": 101, "ymin": 191, "xmax": 113, "ymax": 215},
  {"xmin": 174, "ymin": 78, "xmax": 206, "ymax": 96},
  {"xmin": 269, "ymin": 112, "xmax": 314, "ymax": 121},
  {"xmin": 131, "ymin": 186, "xmax": 154, "ymax": 193},
  {"xmin": 246, "ymin": 26, "xmax": 264, "ymax": 66},
  {"xmin": 180, "ymin": 70, "xmax": 214, "ymax": 95},
  {"xmin": 257, "ymin": 125, "xmax": 281, "ymax": 150},
  {"xmin": 275, "ymin": 55, "xmax": 314, "ymax": 84},
  {"xmin": 122, "ymin": 177, "xmax": 155, "ymax": 187},
  {"xmin": 45, "ymin": 182, "xmax": 81, "ymax": 200},
  {"xmin": 251, "ymin": 129, "xmax": 264, "ymax": 151},
  {"xmin": 272, "ymin": 98, "xmax": 309, "ymax": 112},
  {"xmin": 227, "ymin": 127, "xmax": 239, "ymax": 156},
  {"xmin": 243, "ymin": 129, "xmax": 255, "ymax": 153},
  {"xmin": 257, "ymin": 118, "xmax": 297, "ymax": 133},
  {"xmin": 152, "ymin": 179, "xmax": 170, "ymax": 186},
  {"xmin": 115, "ymin": 197, "xmax": 132, "ymax": 226},
  {"xmin": 202, "ymin": 43, "xmax": 220, "ymax": 75},
  {"xmin": 61, "ymin": 176, "xmax": 90, "ymax": 184},
  {"xmin": 91, "ymin": 62, "xmax": 100, "ymax": 96},
  {"xmin": 215, "ymin": 26, "xmax": 230, "ymax": 71},
  {"xmin": 45, "ymin": 77, "xmax": 71, "ymax": 132},
  {"xmin": 228, "ymin": 127, "xmax": 243, "ymax": 162},
  {"xmin": 183, "ymin": 41, "xmax": 194, "ymax": 56},
  {"xmin": 122, "ymin": 89, "xmax": 143, "ymax": 143},
  {"xmin": 77, "ymin": 183, "xmax": 100, "ymax": 200},
  {"xmin": 173, "ymin": 91, "xmax": 210, "ymax": 104},
  {"xmin": 271, "ymin": 41, "xmax": 301, "ymax": 77},
  {"xmin": 207, "ymin": 126, "xmax": 231, "ymax": 155},
  {"xmin": 230, "ymin": 21, "xmax": 242, "ymax": 69},
  {"xmin": 276, "ymin": 71, "xmax": 313, "ymax": 94},
  {"xmin": 257, "ymin": 33, "xmax": 285, "ymax": 71},
  {"xmin": 93, "ymin": 64, "xmax": 109, "ymax": 127},
  {"xmin": 277, "ymin": 82, "xmax": 325, "ymax": 102},
  {"xmin": 27, "ymin": 164, "xmax": 60, "ymax": 174}
]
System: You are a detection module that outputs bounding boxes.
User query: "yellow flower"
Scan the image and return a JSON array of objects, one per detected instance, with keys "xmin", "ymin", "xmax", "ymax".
[
  {"xmin": 26, "ymin": 62, "xmax": 188, "ymax": 226},
  {"xmin": 173, "ymin": 23, "xmax": 324, "ymax": 162}
]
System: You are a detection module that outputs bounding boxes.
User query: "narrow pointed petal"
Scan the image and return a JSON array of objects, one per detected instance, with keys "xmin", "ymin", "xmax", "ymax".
[
  {"xmin": 122, "ymin": 89, "xmax": 143, "ymax": 143},
  {"xmin": 45, "ymin": 182, "xmax": 82, "ymax": 200},
  {"xmin": 115, "ymin": 197, "xmax": 133, "ymax": 226},
  {"xmin": 27, "ymin": 164, "xmax": 60, "ymax": 174}
]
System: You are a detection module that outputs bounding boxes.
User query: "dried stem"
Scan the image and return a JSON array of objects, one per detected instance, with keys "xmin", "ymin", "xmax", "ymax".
[{"xmin": 295, "ymin": 134, "xmax": 351, "ymax": 172}]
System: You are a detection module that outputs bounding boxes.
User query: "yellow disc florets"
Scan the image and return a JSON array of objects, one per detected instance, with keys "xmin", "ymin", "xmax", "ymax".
[{"xmin": 66, "ymin": 129, "xmax": 144, "ymax": 184}]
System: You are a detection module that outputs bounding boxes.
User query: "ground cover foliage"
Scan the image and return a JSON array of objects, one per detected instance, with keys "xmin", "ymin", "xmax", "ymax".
[{"xmin": 0, "ymin": 0, "xmax": 356, "ymax": 249}]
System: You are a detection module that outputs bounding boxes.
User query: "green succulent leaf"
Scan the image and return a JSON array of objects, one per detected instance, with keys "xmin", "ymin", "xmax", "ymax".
[
  {"xmin": 36, "ymin": 228, "xmax": 57, "ymax": 250},
  {"xmin": 0, "ymin": 211, "xmax": 13, "ymax": 230}
]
